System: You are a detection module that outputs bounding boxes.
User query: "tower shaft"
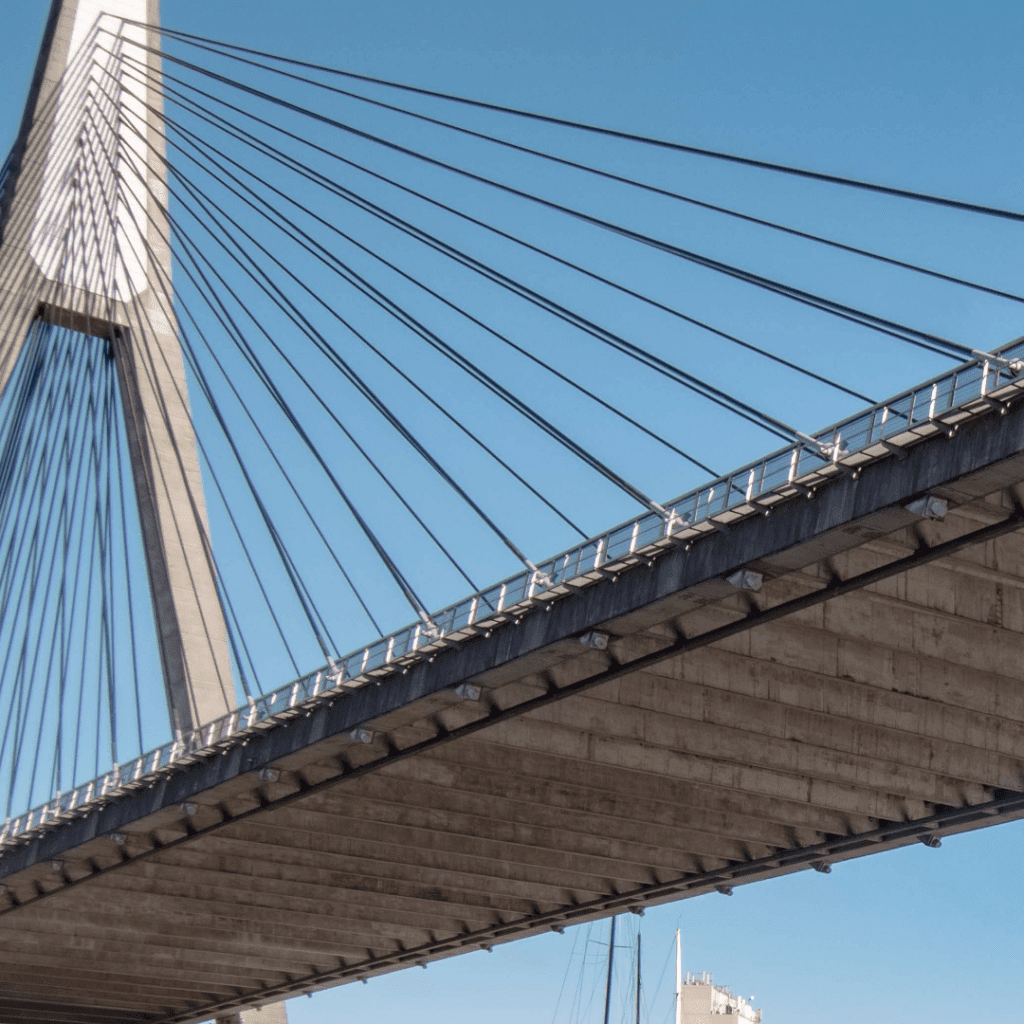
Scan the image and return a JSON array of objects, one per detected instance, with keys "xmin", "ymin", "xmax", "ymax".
[{"xmin": 0, "ymin": 0, "xmax": 234, "ymax": 735}]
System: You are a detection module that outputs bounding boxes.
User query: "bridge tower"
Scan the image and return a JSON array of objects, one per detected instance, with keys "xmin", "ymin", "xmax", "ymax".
[
  {"xmin": 0, "ymin": 4, "xmax": 286, "ymax": 1019},
  {"xmin": 0, "ymin": 0, "xmax": 234, "ymax": 738}
]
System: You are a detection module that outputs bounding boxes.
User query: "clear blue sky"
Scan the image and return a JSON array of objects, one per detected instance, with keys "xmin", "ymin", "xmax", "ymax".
[{"xmin": 3, "ymin": 2, "xmax": 1024, "ymax": 1022}]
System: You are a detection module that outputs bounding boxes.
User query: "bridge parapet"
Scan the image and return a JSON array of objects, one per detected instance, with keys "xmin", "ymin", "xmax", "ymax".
[
  {"xmin": 4, "ymin": 337, "xmax": 1024, "ymax": 849},
  {"xmin": 4, "ymin": 353, "xmax": 1024, "ymax": 1020}
]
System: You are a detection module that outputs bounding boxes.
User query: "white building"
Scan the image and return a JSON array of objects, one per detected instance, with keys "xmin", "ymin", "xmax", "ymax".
[{"xmin": 679, "ymin": 971, "xmax": 762, "ymax": 1022}]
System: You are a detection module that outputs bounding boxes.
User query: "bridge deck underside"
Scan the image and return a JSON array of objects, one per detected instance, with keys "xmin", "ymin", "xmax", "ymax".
[{"xmin": 2, "ymin": 487, "xmax": 1024, "ymax": 1024}]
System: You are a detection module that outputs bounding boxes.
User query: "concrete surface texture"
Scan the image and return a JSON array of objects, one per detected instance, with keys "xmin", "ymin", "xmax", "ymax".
[
  {"xmin": 0, "ymin": 0, "xmax": 234, "ymax": 736},
  {"xmin": 2, "ymin": 387, "xmax": 1024, "ymax": 1022}
]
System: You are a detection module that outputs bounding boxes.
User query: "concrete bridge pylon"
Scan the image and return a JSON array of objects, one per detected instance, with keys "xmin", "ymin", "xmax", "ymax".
[
  {"xmin": 0, "ymin": 0, "xmax": 234, "ymax": 738},
  {"xmin": 0, "ymin": 3, "xmax": 291, "ymax": 1020}
]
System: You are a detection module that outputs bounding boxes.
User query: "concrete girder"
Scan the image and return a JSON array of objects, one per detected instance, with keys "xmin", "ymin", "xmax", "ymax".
[{"xmin": 4, "ymin": 360, "xmax": 1024, "ymax": 1019}]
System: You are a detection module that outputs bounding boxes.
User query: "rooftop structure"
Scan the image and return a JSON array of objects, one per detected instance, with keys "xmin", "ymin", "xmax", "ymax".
[
  {"xmin": 681, "ymin": 972, "xmax": 762, "ymax": 1023},
  {"xmin": 674, "ymin": 930, "xmax": 762, "ymax": 1022}
]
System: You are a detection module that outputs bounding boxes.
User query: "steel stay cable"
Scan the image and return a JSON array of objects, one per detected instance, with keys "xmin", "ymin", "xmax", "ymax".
[
  {"xmin": 117, "ymin": 50, "xmax": 889, "ymax": 430},
  {"xmin": 0, "ymin": 329, "xmax": 61, "ymax": 801},
  {"xmin": 145, "ymin": 237, "xmax": 455, "ymax": 637},
  {"xmin": 114, "ymin": 58, "xmax": 864, "ymax": 466},
  {"xmin": 80, "ymin": 84, "xmax": 347, "ymax": 680},
  {"xmin": 162, "ymin": 167, "xmax": 540, "ymax": 585},
  {"xmin": 72, "ymin": 107, "xmax": 150, "ymax": 748},
  {"xmin": 86, "ymin": 193, "xmax": 354, "ymax": 667},
  {"xmin": 153, "ymin": 29, "xmax": 1024, "ymax": 309},
  {"xmin": 10, "ymin": 125, "xmax": 161, "ymax": 770},
  {"xmin": 149, "ymin": 124, "xmax": 696, "ymax": 520},
  {"xmin": 115, "ymin": 61, "xmax": 849, "ymax": 440},
  {"xmin": 0, "ymin": 296, "xmax": 90, "ymax": 711},
  {"xmin": 59, "ymin": 101, "xmax": 268, "ymax": 720},
  {"xmin": 0, "ymin": 327, "xmax": 90, "ymax": 809},
  {"xmin": 80, "ymin": 108, "xmax": 378, "ymax": 653},
  {"xmin": 84, "ymin": 62, "xmax": 287, "ymax": 706},
  {"xmin": 0, "ymin": 329, "xmax": 99, "ymax": 807},
  {"xmin": 147, "ymin": 23, "xmax": 1024, "ymax": 225},
  {"xmin": 66, "ymin": 354, "xmax": 101, "ymax": 790},
  {"xmin": 82, "ymin": 88, "xmax": 266, "ymax": 722},
  {"xmin": 202, "ymin": 444, "xmax": 305, "ymax": 686},
  {"xmin": 107, "ymin": 97, "xmax": 639, "ymax": 542},
  {"xmin": 80, "ymin": 98, "xmax": 304, "ymax": 685},
  {"xmin": 0, "ymin": 376, "xmax": 44, "ymax": 613},
  {"xmin": 0, "ymin": 341, "xmax": 56, "ymax": 625},
  {"xmin": 103, "ymin": 92, "xmax": 598, "ymax": 572},
  {"xmin": 28, "ymin": 332, "xmax": 97, "ymax": 802},
  {"xmin": 91, "ymin": 87, "xmax": 496, "ymax": 599},
  {"xmin": 159, "ymin": 134, "xmax": 720, "ymax": 488},
  {"xmin": 50, "ymin": 331, "xmax": 78, "ymax": 794},
  {"xmin": 0, "ymin": 159, "xmax": 102, "ymax": 632},
  {"xmin": 120, "ymin": 59, "xmax": 818, "ymax": 443},
  {"xmin": 67, "ymin": 339, "xmax": 108, "ymax": 789},
  {"xmin": 114, "ymin": 44, "xmax": 976, "ymax": 367},
  {"xmin": 109, "ymin": 363, "xmax": 149, "ymax": 744},
  {"xmin": 104, "ymin": 76, "xmax": 599, "ymax": 537},
  {"xmin": 0, "ymin": 223, "xmax": 119, "ymax": 752},
  {"xmin": 130, "ymin": 58, "xmax": 875, "ymax": 409},
  {"xmin": 57, "ymin": 333, "xmax": 104, "ymax": 789},
  {"xmin": 86, "ymin": 113, "xmax": 443, "ymax": 638},
  {"xmin": 87, "ymin": 373, "xmax": 105, "ymax": 777},
  {"xmin": 118, "ymin": 101, "xmax": 673, "ymax": 528},
  {"xmin": 77, "ymin": 108, "xmax": 349, "ymax": 665},
  {"xmin": 0, "ymin": 326, "xmax": 51, "ymax": 531},
  {"xmin": 91, "ymin": 130, "xmax": 275, "ymax": 706},
  {"xmin": 75, "ymin": 114, "xmax": 157, "ymax": 741},
  {"xmin": 32, "ymin": 321, "xmax": 104, "ymax": 790},
  {"xmin": 86, "ymin": 132, "xmax": 403, "ymax": 647},
  {"xmin": 76, "ymin": 350, "xmax": 122, "ymax": 783},
  {"xmin": 155, "ymin": 97, "xmax": 725, "ymax": 477},
  {"xmin": 77, "ymin": 74, "xmax": 157, "ymax": 737},
  {"xmin": 95, "ymin": 365, "xmax": 117, "ymax": 770},
  {"xmin": 164, "ymin": 151, "xmax": 668, "ymax": 534}
]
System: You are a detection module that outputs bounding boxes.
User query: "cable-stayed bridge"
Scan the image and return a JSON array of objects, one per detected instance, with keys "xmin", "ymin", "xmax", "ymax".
[{"xmin": 2, "ymin": 1, "xmax": 1024, "ymax": 1022}]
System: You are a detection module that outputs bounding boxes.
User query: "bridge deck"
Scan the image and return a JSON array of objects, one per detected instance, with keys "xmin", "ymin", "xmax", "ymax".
[{"xmin": 4, "ymin": 394, "xmax": 1024, "ymax": 1023}]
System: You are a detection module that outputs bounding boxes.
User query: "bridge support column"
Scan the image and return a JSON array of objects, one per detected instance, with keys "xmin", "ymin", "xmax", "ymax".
[
  {"xmin": 0, "ymin": 0, "xmax": 235, "ymax": 734},
  {"xmin": 0, "ymin": 3, "xmax": 292, "ymax": 1019}
]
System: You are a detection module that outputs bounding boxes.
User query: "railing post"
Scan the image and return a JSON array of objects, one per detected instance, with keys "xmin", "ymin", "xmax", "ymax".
[{"xmin": 787, "ymin": 447, "xmax": 800, "ymax": 484}]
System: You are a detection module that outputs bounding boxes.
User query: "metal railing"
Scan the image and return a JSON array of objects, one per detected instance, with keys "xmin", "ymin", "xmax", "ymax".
[{"xmin": 4, "ymin": 339, "xmax": 1024, "ymax": 846}]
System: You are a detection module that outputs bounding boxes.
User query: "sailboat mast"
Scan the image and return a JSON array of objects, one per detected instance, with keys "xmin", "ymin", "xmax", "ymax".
[
  {"xmin": 675, "ymin": 928, "xmax": 682, "ymax": 1024},
  {"xmin": 635, "ymin": 931, "xmax": 642, "ymax": 1024},
  {"xmin": 603, "ymin": 916, "xmax": 617, "ymax": 1024}
]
